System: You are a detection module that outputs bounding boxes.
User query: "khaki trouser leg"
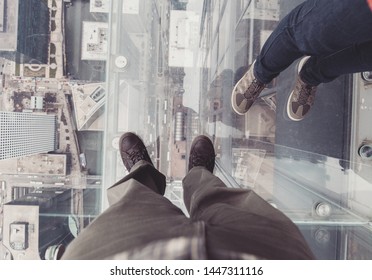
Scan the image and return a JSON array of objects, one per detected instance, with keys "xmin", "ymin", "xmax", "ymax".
[
  {"xmin": 62, "ymin": 161, "xmax": 194, "ymax": 259},
  {"xmin": 182, "ymin": 166, "xmax": 315, "ymax": 260}
]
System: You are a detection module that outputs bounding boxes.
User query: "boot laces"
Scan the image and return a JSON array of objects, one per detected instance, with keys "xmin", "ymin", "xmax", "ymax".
[
  {"xmin": 243, "ymin": 79, "xmax": 265, "ymax": 100},
  {"xmin": 128, "ymin": 148, "xmax": 146, "ymax": 163},
  {"xmin": 297, "ymin": 84, "xmax": 315, "ymax": 105}
]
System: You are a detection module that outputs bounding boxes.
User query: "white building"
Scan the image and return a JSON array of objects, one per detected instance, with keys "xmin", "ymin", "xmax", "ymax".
[
  {"xmin": 81, "ymin": 21, "xmax": 108, "ymax": 61},
  {"xmin": 169, "ymin": 10, "xmax": 200, "ymax": 67},
  {"xmin": 0, "ymin": 111, "xmax": 57, "ymax": 160},
  {"xmin": 90, "ymin": 0, "xmax": 110, "ymax": 13}
]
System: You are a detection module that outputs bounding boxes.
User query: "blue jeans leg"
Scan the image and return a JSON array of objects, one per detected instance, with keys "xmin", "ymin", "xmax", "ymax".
[
  {"xmin": 254, "ymin": 0, "xmax": 372, "ymax": 84},
  {"xmin": 302, "ymin": 40, "xmax": 372, "ymax": 85}
]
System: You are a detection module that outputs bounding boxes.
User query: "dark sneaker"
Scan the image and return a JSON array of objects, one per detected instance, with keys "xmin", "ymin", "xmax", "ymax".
[
  {"xmin": 188, "ymin": 135, "xmax": 215, "ymax": 173},
  {"xmin": 231, "ymin": 61, "xmax": 265, "ymax": 115},
  {"xmin": 119, "ymin": 132, "xmax": 153, "ymax": 172},
  {"xmin": 286, "ymin": 57, "xmax": 317, "ymax": 121}
]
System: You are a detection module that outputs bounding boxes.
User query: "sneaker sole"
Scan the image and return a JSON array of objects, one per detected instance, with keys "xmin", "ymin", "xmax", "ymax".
[
  {"xmin": 297, "ymin": 56, "xmax": 310, "ymax": 74},
  {"xmin": 231, "ymin": 73, "xmax": 249, "ymax": 116},
  {"xmin": 286, "ymin": 89, "xmax": 303, "ymax": 121},
  {"xmin": 285, "ymin": 56, "xmax": 310, "ymax": 121}
]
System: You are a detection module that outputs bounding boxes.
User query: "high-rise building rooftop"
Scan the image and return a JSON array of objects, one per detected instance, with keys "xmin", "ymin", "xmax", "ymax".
[{"xmin": 0, "ymin": 111, "xmax": 57, "ymax": 160}]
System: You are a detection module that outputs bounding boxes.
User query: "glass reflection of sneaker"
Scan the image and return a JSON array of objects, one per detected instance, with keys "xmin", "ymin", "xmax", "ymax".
[
  {"xmin": 286, "ymin": 57, "xmax": 317, "ymax": 121},
  {"xmin": 231, "ymin": 61, "xmax": 265, "ymax": 115}
]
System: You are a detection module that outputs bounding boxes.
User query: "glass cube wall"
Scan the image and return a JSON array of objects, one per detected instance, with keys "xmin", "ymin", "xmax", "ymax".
[{"xmin": 0, "ymin": 0, "xmax": 372, "ymax": 260}]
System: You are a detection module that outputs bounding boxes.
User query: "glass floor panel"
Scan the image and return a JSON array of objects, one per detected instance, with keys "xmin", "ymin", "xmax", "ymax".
[{"xmin": 0, "ymin": 0, "xmax": 372, "ymax": 260}]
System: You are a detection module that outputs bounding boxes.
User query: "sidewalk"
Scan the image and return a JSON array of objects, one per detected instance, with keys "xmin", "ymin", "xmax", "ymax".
[{"xmin": 48, "ymin": 0, "xmax": 65, "ymax": 79}]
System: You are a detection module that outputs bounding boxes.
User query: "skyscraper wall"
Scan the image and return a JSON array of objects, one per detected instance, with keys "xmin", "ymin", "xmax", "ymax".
[{"xmin": 0, "ymin": 111, "xmax": 57, "ymax": 160}]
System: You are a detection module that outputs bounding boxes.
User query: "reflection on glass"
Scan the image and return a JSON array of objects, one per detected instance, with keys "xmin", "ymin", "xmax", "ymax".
[{"xmin": 0, "ymin": 0, "xmax": 371, "ymax": 260}]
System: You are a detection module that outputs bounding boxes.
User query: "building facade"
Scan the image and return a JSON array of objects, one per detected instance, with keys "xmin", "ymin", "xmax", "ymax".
[{"xmin": 0, "ymin": 111, "xmax": 57, "ymax": 160}]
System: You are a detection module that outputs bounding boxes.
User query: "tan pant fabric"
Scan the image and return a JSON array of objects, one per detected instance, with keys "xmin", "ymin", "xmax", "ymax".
[{"xmin": 62, "ymin": 161, "xmax": 315, "ymax": 260}]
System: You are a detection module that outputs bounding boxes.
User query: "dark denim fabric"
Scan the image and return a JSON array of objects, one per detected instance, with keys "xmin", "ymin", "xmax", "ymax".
[{"xmin": 255, "ymin": 0, "xmax": 372, "ymax": 85}]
